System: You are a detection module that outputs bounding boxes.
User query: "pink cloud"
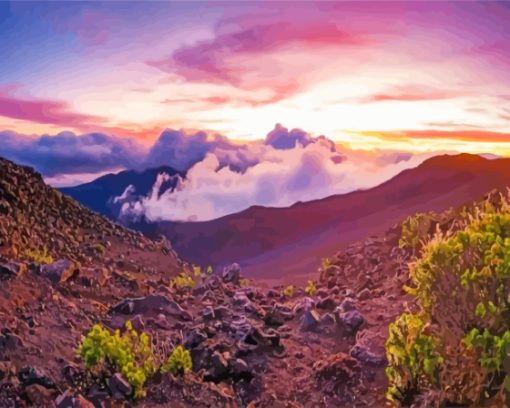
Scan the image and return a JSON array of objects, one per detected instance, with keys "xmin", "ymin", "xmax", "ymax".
[
  {"xmin": 360, "ymin": 85, "xmax": 462, "ymax": 103},
  {"xmin": 147, "ymin": 8, "xmax": 375, "ymax": 104},
  {"xmin": 0, "ymin": 93, "xmax": 106, "ymax": 127}
]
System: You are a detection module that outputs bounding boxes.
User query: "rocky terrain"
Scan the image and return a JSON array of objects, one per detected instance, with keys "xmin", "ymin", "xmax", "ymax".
[{"xmin": 0, "ymin": 156, "xmax": 431, "ymax": 407}]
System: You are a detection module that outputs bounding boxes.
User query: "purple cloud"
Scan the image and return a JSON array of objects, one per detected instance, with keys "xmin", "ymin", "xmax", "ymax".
[
  {"xmin": 0, "ymin": 93, "xmax": 106, "ymax": 127},
  {"xmin": 0, "ymin": 130, "xmax": 144, "ymax": 176}
]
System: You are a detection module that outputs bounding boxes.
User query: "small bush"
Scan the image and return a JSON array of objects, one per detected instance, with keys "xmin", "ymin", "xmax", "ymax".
[
  {"xmin": 305, "ymin": 280, "xmax": 317, "ymax": 296},
  {"xmin": 192, "ymin": 265, "xmax": 202, "ymax": 277},
  {"xmin": 399, "ymin": 212, "xmax": 436, "ymax": 252},
  {"xmin": 161, "ymin": 345, "xmax": 192, "ymax": 376},
  {"xmin": 206, "ymin": 265, "xmax": 213, "ymax": 275},
  {"xmin": 77, "ymin": 321, "xmax": 156, "ymax": 398},
  {"xmin": 170, "ymin": 272, "xmax": 195, "ymax": 289},
  {"xmin": 386, "ymin": 193, "xmax": 510, "ymax": 405},
  {"xmin": 283, "ymin": 285, "xmax": 294, "ymax": 298},
  {"xmin": 23, "ymin": 246, "xmax": 54, "ymax": 264},
  {"xmin": 321, "ymin": 257, "xmax": 331, "ymax": 269},
  {"xmin": 94, "ymin": 243, "xmax": 106, "ymax": 255}
]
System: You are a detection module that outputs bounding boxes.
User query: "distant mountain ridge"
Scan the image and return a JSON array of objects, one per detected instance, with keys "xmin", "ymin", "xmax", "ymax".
[
  {"xmin": 60, "ymin": 166, "xmax": 183, "ymax": 219},
  {"xmin": 141, "ymin": 154, "xmax": 510, "ymax": 283}
]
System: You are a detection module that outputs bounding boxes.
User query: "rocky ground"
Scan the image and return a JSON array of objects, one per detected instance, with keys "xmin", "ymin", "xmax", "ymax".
[{"xmin": 0, "ymin": 157, "xmax": 414, "ymax": 407}]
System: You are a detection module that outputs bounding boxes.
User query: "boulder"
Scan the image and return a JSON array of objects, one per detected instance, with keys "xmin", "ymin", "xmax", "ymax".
[
  {"xmin": 25, "ymin": 384, "xmax": 56, "ymax": 406},
  {"xmin": 229, "ymin": 358, "xmax": 253, "ymax": 381},
  {"xmin": 292, "ymin": 297, "xmax": 316, "ymax": 314},
  {"xmin": 18, "ymin": 366, "xmax": 55, "ymax": 389},
  {"xmin": 316, "ymin": 296, "xmax": 336, "ymax": 310},
  {"xmin": 206, "ymin": 351, "xmax": 229, "ymax": 380},
  {"xmin": 357, "ymin": 288, "xmax": 371, "ymax": 301},
  {"xmin": 55, "ymin": 390, "xmax": 76, "ymax": 408},
  {"xmin": 0, "ymin": 329, "xmax": 23, "ymax": 355},
  {"xmin": 338, "ymin": 310, "xmax": 365, "ymax": 334},
  {"xmin": 301, "ymin": 310, "xmax": 321, "ymax": 332},
  {"xmin": 109, "ymin": 373, "xmax": 132, "ymax": 399},
  {"xmin": 184, "ymin": 328, "xmax": 208, "ymax": 348},
  {"xmin": 222, "ymin": 263, "xmax": 241, "ymax": 285},
  {"xmin": 112, "ymin": 295, "xmax": 192, "ymax": 320},
  {"xmin": 339, "ymin": 298, "xmax": 357, "ymax": 312},
  {"xmin": 40, "ymin": 259, "xmax": 76, "ymax": 284},
  {"xmin": 0, "ymin": 260, "xmax": 25, "ymax": 280},
  {"xmin": 313, "ymin": 352, "xmax": 359, "ymax": 383},
  {"xmin": 350, "ymin": 345, "xmax": 387, "ymax": 367}
]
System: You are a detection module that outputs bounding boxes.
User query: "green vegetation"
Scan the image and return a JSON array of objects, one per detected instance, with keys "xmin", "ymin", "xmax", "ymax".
[
  {"xmin": 78, "ymin": 321, "xmax": 193, "ymax": 398},
  {"xmin": 161, "ymin": 345, "xmax": 193, "ymax": 376},
  {"xmin": 23, "ymin": 246, "xmax": 54, "ymax": 264},
  {"xmin": 283, "ymin": 285, "xmax": 295, "ymax": 298},
  {"xmin": 385, "ymin": 313, "xmax": 443, "ymax": 401},
  {"xmin": 305, "ymin": 280, "xmax": 317, "ymax": 296},
  {"xmin": 77, "ymin": 321, "xmax": 156, "ymax": 398},
  {"xmin": 386, "ymin": 193, "xmax": 510, "ymax": 405},
  {"xmin": 321, "ymin": 257, "xmax": 331, "ymax": 269},
  {"xmin": 170, "ymin": 272, "xmax": 196, "ymax": 289},
  {"xmin": 192, "ymin": 265, "xmax": 202, "ymax": 277},
  {"xmin": 398, "ymin": 212, "xmax": 436, "ymax": 252},
  {"xmin": 94, "ymin": 243, "xmax": 106, "ymax": 255}
]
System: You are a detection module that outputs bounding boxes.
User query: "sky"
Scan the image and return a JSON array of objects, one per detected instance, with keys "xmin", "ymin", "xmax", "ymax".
[
  {"xmin": 2, "ymin": 1, "xmax": 509, "ymax": 221},
  {"xmin": 0, "ymin": 1, "xmax": 509, "ymax": 156}
]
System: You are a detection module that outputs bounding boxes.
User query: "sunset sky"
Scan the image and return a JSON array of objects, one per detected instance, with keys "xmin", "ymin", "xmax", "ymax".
[{"xmin": 1, "ymin": 1, "xmax": 510, "ymax": 156}]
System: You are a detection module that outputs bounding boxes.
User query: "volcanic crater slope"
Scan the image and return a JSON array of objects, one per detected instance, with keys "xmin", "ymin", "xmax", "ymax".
[{"xmin": 0, "ymin": 156, "xmax": 418, "ymax": 407}]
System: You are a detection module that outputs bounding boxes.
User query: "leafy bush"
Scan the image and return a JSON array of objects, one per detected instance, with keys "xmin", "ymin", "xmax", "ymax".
[
  {"xmin": 321, "ymin": 257, "xmax": 331, "ymax": 269},
  {"xmin": 283, "ymin": 285, "xmax": 295, "ymax": 298},
  {"xmin": 385, "ymin": 313, "xmax": 443, "ymax": 401},
  {"xmin": 94, "ymin": 243, "xmax": 106, "ymax": 255},
  {"xmin": 23, "ymin": 246, "xmax": 54, "ymax": 264},
  {"xmin": 192, "ymin": 265, "xmax": 202, "ymax": 277},
  {"xmin": 305, "ymin": 280, "xmax": 317, "ymax": 296},
  {"xmin": 77, "ymin": 321, "xmax": 156, "ymax": 398},
  {"xmin": 170, "ymin": 272, "xmax": 196, "ymax": 289},
  {"xmin": 161, "ymin": 345, "xmax": 192, "ymax": 376},
  {"xmin": 386, "ymin": 193, "xmax": 510, "ymax": 405},
  {"xmin": 398, "ymin": 212, "xmax": 436, "ymax": 252}
]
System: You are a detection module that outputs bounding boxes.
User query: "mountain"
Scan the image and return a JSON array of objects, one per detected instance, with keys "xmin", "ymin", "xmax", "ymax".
[
  {"xmin": 59, "ymin": 166, "xmax": 183, "ymax": 219},
  {"xmin": 3, "ymin": 155, "xmax": 509, "ymax": 407},
  {"xmin": 145, "ymin": 154, "xmax": 510, "ymax": 283}
]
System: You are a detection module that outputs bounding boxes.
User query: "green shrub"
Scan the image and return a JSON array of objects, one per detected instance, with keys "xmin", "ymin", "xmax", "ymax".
[
  {"xmin": 23, "ymin": 246, "xmax": 54, "ymax": 264},
  {"xmin": 385, "ymin": 313, "xmax": 443, "ymax": 401},
  {"xmin": 77, "ymin": 321, "xmax": 156, "ymax": 398},
  {"xmin": 161, "ymin": 345, "xmax": 192, "ymax": 376},
  {"xmin": 386, "ymin": 193, "xmax": 510, "ymax": 405},
  {"xmin": 321, "ymin": 257, "xmax": 331, "ymax": 269},
  {"xmin": 170, "ymin": 272, "xmax": 196, "ymax": 289},
  {"xmin": 399, "ymin": 212, "xmax": 436, "ymax": 252},
  {"xmin": 305, "ymin": 280, "xmax": 317, "ymax": 296},
  {"xmin": 282, "ymin": 285, "xmax": 295, "ymax": 298},
  {"xmin": 94, "ymin": 243, "xmax": 106, "ymax": 255}
]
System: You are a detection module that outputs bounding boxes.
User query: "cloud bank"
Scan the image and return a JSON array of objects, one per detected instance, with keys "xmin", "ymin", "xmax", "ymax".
[
  {"xmin": 0, "ymin": 130, "xmax": 145, "ymax": 177},
  {"xmin": 113, "ymin": 125, "xmax": 431, "ymax": 222},
  {"xmin": 0, "ymin": 124, "xmax": 433, "ymax": 221}
]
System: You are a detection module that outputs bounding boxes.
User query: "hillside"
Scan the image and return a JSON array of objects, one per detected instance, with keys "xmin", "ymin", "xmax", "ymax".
[
  {"xmin": 59, "ymin": 166, "xmax": 183, "ymax": 219},
  {"xmin": 0, "ymin": 156, "xmax": 413, "ymax": 407},
  {"xmin": 3, "ymin": 156, "xmax": 510, "ymax": 407},
  {"xmin": 149, "ymin": 154, "xmax": 510, "ymax": 283}
]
